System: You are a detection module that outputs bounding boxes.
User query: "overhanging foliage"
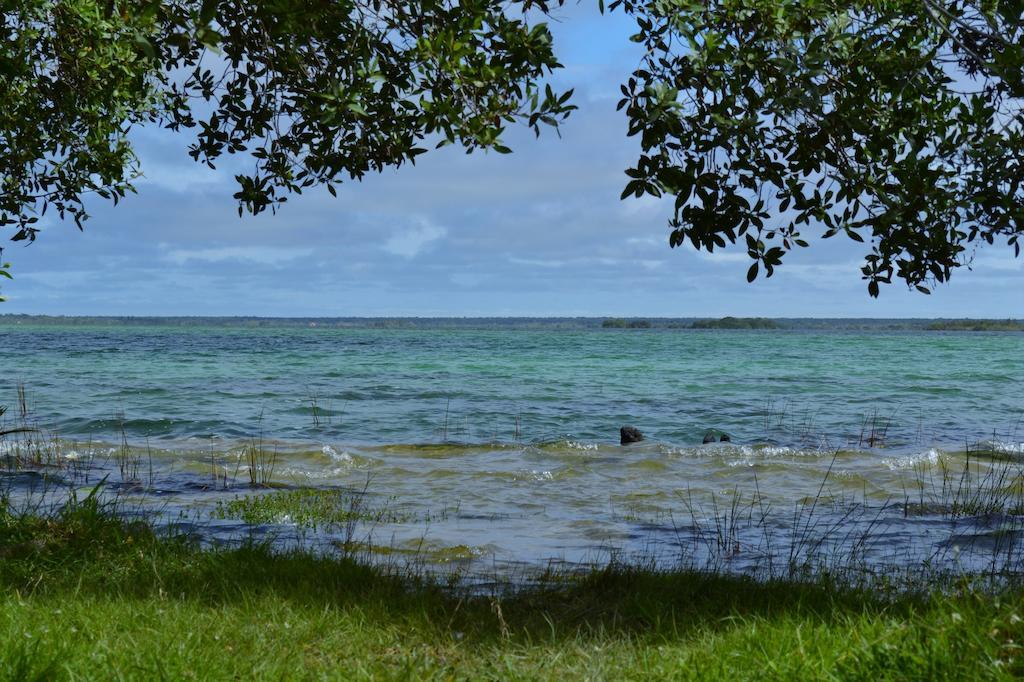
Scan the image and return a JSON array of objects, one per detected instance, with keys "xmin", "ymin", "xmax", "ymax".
[{"xmin": 616, "ymin": 0, "xmax": 1024, "ymax": 294}]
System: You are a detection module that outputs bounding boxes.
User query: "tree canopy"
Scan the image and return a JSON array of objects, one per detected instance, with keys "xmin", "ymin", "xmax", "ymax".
[
  {"xmin": 2, "ymin": 0, "xmax": 1023, "ymax": 297},
  {"xmin": 615, "ymin": 0, "xmax": 1024, "ymax": 294},
  {"xmin": 1, "ymin": 0, "xmax": 573, "ymax": 233}
]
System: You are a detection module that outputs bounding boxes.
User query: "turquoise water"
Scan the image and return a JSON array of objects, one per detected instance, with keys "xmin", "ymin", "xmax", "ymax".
[
  {"xmin": 2, "ymin": 323, "xmax": 1023, "ymax": 580},
  {"xmin": 2, "ymin": 325, "xmax": 1020, "ymax": 446}
]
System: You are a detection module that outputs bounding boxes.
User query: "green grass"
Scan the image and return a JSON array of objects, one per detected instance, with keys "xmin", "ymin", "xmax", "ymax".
[{"xmin": 2, "ymin": 496, "xmax": 1024, "ymax": 679}]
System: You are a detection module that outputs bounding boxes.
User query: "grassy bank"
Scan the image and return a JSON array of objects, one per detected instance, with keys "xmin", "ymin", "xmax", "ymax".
[{"xmin": 0, "ymin": 495, "xmax": 1022, "ymax": 680}]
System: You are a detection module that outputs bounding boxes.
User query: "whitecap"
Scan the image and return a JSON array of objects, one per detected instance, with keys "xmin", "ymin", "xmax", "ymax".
[
  {"xmin": 989, "ymin": 440, "xmax": 1024, "ymax": 456},
  {"xmin": 882, "ymin": 448, "xmax": 940, "ymax": 470},
  {"xmin": 322, "ymin": 444, "xmax": 354, "ymax": 463},
  {"xmin": 749, "ymin": 445, "xmax": 796, "ymax": 457},
  {"xmin": 278, "ymin": 466, "xmax": 355, "ymax": 480},
  {"xmin": 512, "ymin": 469, "xmax": 555, "ymax": 482}
]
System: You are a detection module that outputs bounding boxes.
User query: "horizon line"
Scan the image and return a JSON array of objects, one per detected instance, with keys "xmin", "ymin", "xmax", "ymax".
[{"xmin": 1, "ymin": 314, "xmax": 1020, "ymax": 321}]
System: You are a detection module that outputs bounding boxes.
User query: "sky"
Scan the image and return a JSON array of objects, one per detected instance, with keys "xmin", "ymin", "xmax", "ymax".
[{"xmin": 2, "ymin": 6, "xmax": 1022, "ymax": 318}]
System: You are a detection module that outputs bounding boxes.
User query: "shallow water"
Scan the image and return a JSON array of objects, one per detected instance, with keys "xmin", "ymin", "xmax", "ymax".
[{"xmin": 2, "ymin": 323, "xmax": 1023, "ymax": 582}]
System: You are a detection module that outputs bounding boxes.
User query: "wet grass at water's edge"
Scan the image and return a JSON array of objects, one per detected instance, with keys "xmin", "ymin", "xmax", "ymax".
[{"xmin": 3, "ymin": 494, "xmax": 1024, "ymax": 679}]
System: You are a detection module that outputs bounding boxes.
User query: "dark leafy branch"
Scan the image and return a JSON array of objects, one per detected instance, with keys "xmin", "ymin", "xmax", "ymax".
[
  {"xmin": 3, "ymin": 0, "xmax": 1024, "ymax": 297},
  {"xmin": 1, "ymin": 0, "xmax": 574, "ymax": 238},
  {"xmin": 613, "ymin": 0, "xmax": 1024, "ymax": 295}
]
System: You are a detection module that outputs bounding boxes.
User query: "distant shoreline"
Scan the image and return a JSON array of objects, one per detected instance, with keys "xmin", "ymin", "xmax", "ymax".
[{"xmin": 0, "ymin": 314, "xmax": 1022, "ymax": 331}]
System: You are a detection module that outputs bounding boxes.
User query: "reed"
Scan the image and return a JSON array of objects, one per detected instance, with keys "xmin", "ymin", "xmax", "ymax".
[
  {"xmin": 856, "ymin": 408, "xmax": 895, "ymax": 448},
  {"xmin": 0, "ymin": 385, "xmax": 70, "ymax": 472},
  {"xmin": 242, "ymin": 438, "xmax": 277, "ymax": 487},
  {"xmin": 306, "ymin": 389, "xmax": 333, "ymax": 428},
  {"xmin": 233, "ymin": 412, "xmax": 278, "ymax": 487},
  {"xmin": 114, "ymin": 414, "xmax": 141, "ymax": 484},
  {"xmin": 442, "ymin": 397, "xmax": 450, "ymax": 441}
]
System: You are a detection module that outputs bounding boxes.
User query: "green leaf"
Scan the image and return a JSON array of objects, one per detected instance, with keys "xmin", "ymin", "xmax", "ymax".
[
  {"xmin": 200, "ymin": 0, "xmax": 218, "ymax": 25},
  {"xmin": 133, "ymin": 34, "xmax": 156, "ymax": 60}
]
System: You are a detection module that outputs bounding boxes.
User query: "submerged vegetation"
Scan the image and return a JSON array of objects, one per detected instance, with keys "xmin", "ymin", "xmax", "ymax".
[{"xmin": 212, "ymin": 487, "xmax": 414, "ymax": 529}]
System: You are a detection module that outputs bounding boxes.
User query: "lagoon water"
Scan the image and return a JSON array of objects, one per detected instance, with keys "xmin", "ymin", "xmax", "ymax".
[{"xmin": 2, "ymin": 321, "xmax": 1024, "ymax": 581}]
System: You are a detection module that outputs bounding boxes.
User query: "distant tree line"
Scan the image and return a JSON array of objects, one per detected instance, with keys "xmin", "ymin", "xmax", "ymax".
[
  {"xmin": 926, "ymin": 319, "xmax": 1024, "ymax": 332},
  {"xmin": 1, "ymin": 315, "xmax": 1020, "ymax": 331},
  {"xmin": 691, "ymin": 317, "xmax": 779, "ymax": 330},
  {"xmin": 601, "ymin": 319, "xmax": 653, "ymax": 329},
  {"xmin": 601, "ymin": 317, "xmax": 779, "ymax": 329}
]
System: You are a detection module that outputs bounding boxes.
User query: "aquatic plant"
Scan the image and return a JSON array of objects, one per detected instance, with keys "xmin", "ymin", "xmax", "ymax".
[
  {"xmin": 235, "ymin": 415, "xmax": 277, "ymax": 488},
  {"xmin": 306, "ymin": 389, "xmax": 336, "ymax": 429},
  {"xmin": 856, "ymin": 409, "xmax": 895, "ymax": 449},
  {"xmin": 211, "ymin": 487, "xmax": 412, "ymax": 530},
  {"xmin": 907, "ymin": 443, "xmax": 1024, "ymax": 519},
  {"xmin": 0, "ymin": 384, "xmax": 70, "ymax": 473},
  {"xmin": 113, "ymin": 414, "xmax": 141, "ymax": 484},
  {"xmin": 442, "ymin": 397, "xmax": 450, "ymax": 441},
  {"xmin": 647, "ymin": 449, "xmax": 1024, "ymax": 593},
  {"xmin": 242, "ymin": 440, "xmax": 277, "ymax": 487}
]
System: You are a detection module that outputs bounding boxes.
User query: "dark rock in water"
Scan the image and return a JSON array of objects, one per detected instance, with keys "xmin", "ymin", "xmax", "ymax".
[
  {"xmin": 620, "ymin": 426, "xmax": 644, "ymax": 445},
  {"xmin": 702, "ymin": 432, "xmax": 717, "ymax": 444},
  {"xmin": 719, "ymin": 433, "xmax": 731, "ymax": 443}
]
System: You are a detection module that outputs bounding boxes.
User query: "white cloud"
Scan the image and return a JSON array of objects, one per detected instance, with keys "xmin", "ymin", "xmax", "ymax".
[
  {"xmin": 967, "ymin": 249, "xmax": 1023, "ymax": 272},
  {"xmin": 509, "ymin": 257, "xmax": 567, "ymax": 267},
  {"xmin": 161, "ymin": 245, "xmax": 314, "ymax": 265},
  {"xmin": 382, "ymin": 220, "xmax": 447, "ymax": 258},
  {"xmin": 17, "ymin": 270, "xmax": 99, "ymax": 287},
  {"xmin": 693, "ymin": 250, "xmax": 752, "ymax": 265},
  {"xmin": 450, "ymin": 272, "xmax": 487, "ymax": 287},
  {"xmin": 509, "ymin": 255, "xmax": 663, "ymax": 269},
  {"xmin": 618, "ymin": 194, "xmax": 668, "ymax": 217}
]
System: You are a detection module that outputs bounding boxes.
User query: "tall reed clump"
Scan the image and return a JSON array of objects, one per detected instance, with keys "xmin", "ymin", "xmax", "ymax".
[
  {"xmin": 856, "ymin": 408, "xmax": 894, "ymax": 448},
  {"xmin": 307, "ymin": 388, "xmax": 335, "ymax": 429},
  {"xmin": 243, "ymin": 436, "xmax": 277, "ymax": 487},
  {"xmin": 231, "ymin": 411, "xmax": 278, "ymax": 487},
  {"xmin": 0, "ymin": 383, "xmax": 66, "ymax": 471},
  {"xmin": 657, "ymin": 448, "xmax": 1024, "ymax": 594},
  {"xmin": 113, "ymin": 414, "xmax": 141, "ymax": 484},
  {"xmin": 902, "ymin": 442, "xmax": 1024, "ymax": 519}
]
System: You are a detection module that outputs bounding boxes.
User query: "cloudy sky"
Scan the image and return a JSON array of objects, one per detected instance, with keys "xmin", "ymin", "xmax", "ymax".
[{"xmin": 2, "ymin": 6, "xmax": 1022, "ymax": 318}]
